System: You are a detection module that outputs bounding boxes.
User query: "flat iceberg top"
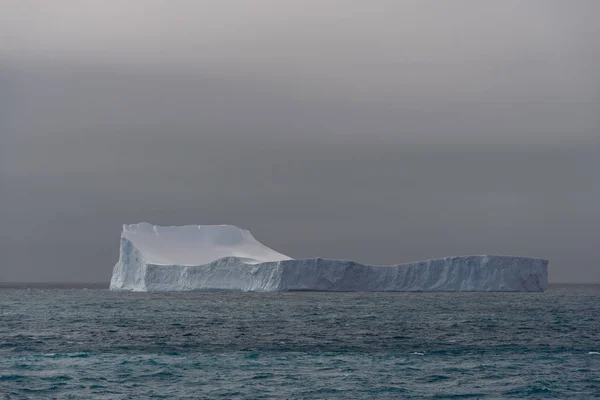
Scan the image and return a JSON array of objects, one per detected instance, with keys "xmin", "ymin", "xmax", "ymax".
[{"xmin": 122, "ymin": 222, "xmax": 292, "ymax": 266}]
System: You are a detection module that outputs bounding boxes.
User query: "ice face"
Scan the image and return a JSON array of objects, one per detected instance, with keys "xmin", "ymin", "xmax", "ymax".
[{"xmin": 110, "ymin": 224, "xmax": 548, "ymax": 292}]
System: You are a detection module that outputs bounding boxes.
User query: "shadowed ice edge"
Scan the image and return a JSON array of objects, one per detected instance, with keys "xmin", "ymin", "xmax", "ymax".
[{"xmin": 110, "ymin": 223, "xmax": 548, "ymax": 292}]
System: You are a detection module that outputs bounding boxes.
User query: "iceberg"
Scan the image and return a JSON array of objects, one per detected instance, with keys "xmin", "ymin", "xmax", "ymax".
[{"xmin": 110, "ymin": 223, "xmax": 548, "ymax": 292}]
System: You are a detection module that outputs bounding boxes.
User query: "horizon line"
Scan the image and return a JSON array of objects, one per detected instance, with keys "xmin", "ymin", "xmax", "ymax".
[{"xmin": 0, "ymin": 282, "xmax": 598, "ymax": 287}]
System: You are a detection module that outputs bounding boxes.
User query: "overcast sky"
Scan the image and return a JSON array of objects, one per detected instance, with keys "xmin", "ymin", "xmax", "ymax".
[{"xmin": 1, "ymin": 1, "xmax": 599, "ymax": 283}]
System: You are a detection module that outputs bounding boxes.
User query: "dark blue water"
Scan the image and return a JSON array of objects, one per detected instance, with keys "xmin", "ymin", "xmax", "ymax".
[{"xmin": 1, "ymin": 286, "xmax": 599, "ymax": 399}]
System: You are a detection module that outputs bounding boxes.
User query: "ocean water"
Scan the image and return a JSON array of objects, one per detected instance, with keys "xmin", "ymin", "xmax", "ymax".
[{"xmin": 0, "ymin": 286, "xmax": 599, "ymax": 399}]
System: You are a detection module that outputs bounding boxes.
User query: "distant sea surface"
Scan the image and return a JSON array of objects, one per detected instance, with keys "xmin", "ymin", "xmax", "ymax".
[{"xmin": 0, "ymin": 285, "xmax": 599, "ymax": 399}]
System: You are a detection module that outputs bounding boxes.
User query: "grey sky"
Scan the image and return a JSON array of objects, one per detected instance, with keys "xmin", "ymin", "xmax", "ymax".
[{"xmin": 1, "ymin": 1, "xmax": 599, "ymax": 283}]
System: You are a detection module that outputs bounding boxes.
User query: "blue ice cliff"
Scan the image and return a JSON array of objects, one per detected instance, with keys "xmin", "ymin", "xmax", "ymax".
[{"xmin": 110, "ymin": 223, "xmax": 548, "ymax": 292}]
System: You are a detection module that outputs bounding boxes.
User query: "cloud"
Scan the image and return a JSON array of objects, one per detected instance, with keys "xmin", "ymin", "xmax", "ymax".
[{"xmin": 1, "ymin": 1, "xmax": 599, "ymax": 283}]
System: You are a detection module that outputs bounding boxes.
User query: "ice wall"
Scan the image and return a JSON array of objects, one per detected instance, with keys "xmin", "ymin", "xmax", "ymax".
[{"xmin": 110, "ymin": 224, "xmax": 548, "ymax": 292}]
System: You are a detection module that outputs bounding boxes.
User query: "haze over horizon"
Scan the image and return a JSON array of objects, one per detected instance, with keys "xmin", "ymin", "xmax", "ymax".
[{"xmin": 1, "ymin": 1, "xmax": 599, "ymax": 283}]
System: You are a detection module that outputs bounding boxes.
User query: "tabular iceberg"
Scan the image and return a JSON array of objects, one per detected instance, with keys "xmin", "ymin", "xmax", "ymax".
[{"xmin": 110, "ymin": 223, "xmax": 548, "ymax": 292}]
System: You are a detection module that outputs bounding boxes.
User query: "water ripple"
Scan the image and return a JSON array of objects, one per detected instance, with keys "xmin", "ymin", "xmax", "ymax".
[{"xmin": 0, "ymin": 285, "xmax": 598, "ymax": 398}]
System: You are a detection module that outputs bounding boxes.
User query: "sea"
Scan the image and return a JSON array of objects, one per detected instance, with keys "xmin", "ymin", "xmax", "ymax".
[{"xmin": 0, "ymin": 285, "xmax": 598, "ymax": 399}]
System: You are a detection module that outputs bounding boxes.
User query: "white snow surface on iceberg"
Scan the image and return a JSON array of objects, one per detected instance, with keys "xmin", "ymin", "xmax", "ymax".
[
  {"xmin": 110, "ymin": 223, "xmax": 548, "ymax": 292},
  {"xmin": 121, "ymin": 222, "xmax": 291, "ymax": 265}
]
